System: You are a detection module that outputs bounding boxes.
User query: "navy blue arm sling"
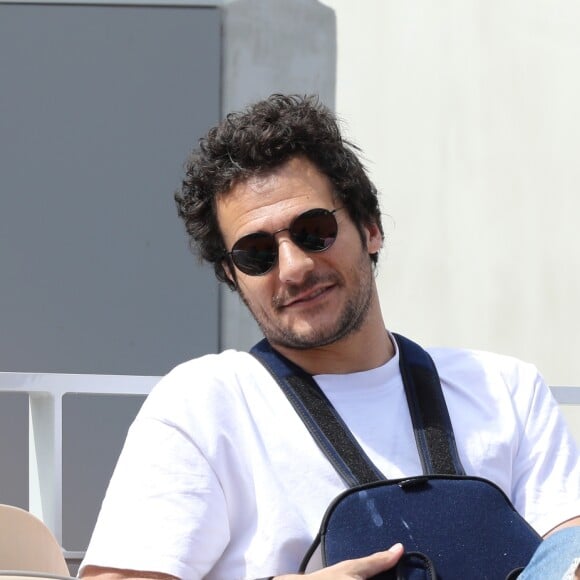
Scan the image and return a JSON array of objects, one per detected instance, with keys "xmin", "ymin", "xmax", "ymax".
[{"xmin": 250, "ymin": 333, "xmax": 541, "ymax": 580}]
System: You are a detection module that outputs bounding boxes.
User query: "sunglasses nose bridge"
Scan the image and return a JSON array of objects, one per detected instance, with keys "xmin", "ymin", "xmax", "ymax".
[
  {"xmin": 275, "ymin": 233, "xmax": 316, "ymax": 283},
  {"xmin": 268, "ymin": 225, "xmax": 298, "ymax": 260},
  {"xmin": 270, "ymin": 225, "xmax": 291, "ymax": 243}
]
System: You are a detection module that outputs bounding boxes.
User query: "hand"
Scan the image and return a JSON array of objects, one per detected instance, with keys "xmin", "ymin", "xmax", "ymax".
[{"xmin": 274, "ymin": 543, "xmax": 404, "ymax": 579}]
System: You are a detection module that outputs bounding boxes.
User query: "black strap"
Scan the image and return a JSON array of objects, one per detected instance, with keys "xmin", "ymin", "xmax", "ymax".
[
  {"xmin": 394, "ymin": 333, "xmax": 465, "ymax": 476},
  {"xmin": 250, "ymin": 333, "xmax": 465, "ymax": 486}
]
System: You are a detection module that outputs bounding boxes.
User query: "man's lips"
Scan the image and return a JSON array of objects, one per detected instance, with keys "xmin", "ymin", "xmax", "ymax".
[{"xmin": 278, "ymin": 284, "xmax": 335, "ymax": 308}]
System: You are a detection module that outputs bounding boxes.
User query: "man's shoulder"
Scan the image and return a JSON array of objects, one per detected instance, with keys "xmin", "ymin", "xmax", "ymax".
[
  {"xmin": 425, "ymin": 344, "xmax": 543, "ymax": 397},
  {"xmin": 169, "ymin": 348, "xmax": 256, "ymax": 377},
  {"xmin": 393, "ymin": 334, "xmax": 535, "ymax": 376},
  {"xmin": 426, "ymin": 344, "xmax": 531, "ymax": 369},
  {"xmin": 142, "ymin": 349, "xmax": 269, "ymax": 410}
]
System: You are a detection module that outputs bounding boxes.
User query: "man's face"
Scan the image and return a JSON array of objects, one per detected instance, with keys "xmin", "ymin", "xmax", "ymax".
[{"xmin": 217, "ymin": 156, "xmax": 382, "ymax": 351}]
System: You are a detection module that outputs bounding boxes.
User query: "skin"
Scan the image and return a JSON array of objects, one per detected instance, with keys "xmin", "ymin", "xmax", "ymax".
[
  {"xmin": 81, "ymin": 156, "xmax": 579, "ymax": 580},
  {"xmin": 82, "ymin": 544, "xmax": 405, "ymax": 580}
]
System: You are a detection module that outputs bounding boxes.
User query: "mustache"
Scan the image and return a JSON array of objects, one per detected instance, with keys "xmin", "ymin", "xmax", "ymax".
[{"xmin": 272, "ymin": 272, "xmax": 339, "ymax": 309}]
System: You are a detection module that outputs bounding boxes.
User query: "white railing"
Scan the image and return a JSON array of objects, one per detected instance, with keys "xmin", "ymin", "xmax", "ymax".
[
  {"xmin": 0, "ymin": 372, "xmax": 578, "ymax": 562},
  {"xmin": 551, "ymin": 386, "xmax": 580, "ymax": 405},
  {"xmin": 0, "ymin": 1, "xmax": 223, "ymax": 5},
  {"xmin": 0, "ymin": 372, "xmax": 160, "ymax": 562}
]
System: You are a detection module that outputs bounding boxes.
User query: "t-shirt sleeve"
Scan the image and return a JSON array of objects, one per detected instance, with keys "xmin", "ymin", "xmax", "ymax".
[
  {"xmin": 510, "ymin": 365, "xmax": 580, "ymax": 536},
  {"xmin": 79, "ymin": 412, "xmax": 231, "ymax": 579}
]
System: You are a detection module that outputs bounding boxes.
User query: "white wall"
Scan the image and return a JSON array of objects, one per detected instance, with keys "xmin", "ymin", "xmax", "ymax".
[{"xmin": 321, "ymin": 0, "xmax": 580, "ymax": 389}]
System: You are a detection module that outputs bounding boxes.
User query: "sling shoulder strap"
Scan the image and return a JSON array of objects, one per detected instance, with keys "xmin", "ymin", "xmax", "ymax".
[
  {"xmin": 250, "ymin": 333, "xmax": 465, "ymax": 487},
  {"xmin": 393, "ymin": 333, "xmax": 465, "ymax": 477}
]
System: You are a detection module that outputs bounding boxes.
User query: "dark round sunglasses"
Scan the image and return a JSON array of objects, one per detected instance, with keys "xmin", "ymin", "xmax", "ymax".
[{"xmin": 227, "ymin": 207, "xmax": 343, "ymax": 276}]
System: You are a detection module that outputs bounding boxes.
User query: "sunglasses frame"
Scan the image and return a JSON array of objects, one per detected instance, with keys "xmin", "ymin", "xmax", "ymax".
[{"xmin": 226, "ymin": 207, "xmax": 343, "ymax": 276}]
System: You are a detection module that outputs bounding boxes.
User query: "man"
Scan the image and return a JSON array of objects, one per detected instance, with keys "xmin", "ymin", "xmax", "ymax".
[{"xmin": 80, "ymin": 95, "xmax": 580, "ymax": 579}]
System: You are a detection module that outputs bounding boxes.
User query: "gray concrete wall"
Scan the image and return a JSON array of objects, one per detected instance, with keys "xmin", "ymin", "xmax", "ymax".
[
  {"xmin": 0, "ymin": 3, "xmax": 221, "ymax": 376},
  {"xmin": 0, "ymin": 1, "xmax": 221, "ymax": 554}
]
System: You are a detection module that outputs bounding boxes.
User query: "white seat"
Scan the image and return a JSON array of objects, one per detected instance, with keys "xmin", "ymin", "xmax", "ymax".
[
  {"xmin": 0, "ymin": 570, "xmax": 74, "ymax": 580},
  {"xmin": 0, "ymin": 504, "xmax": 72, "ymax": 578}
]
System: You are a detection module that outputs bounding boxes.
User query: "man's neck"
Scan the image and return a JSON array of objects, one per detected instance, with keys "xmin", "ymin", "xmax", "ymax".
[{"xmin": 273, "ymin": 326, "xmax": 395, "ymax": 376}]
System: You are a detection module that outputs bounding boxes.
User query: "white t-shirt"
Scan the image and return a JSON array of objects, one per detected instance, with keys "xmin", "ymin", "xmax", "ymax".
[{"xmin": 80, "ymin": 343, "xmax": 580, "ymax": 580}]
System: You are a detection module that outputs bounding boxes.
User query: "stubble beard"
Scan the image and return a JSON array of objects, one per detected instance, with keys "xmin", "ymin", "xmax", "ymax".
[{"xmin": 237, "ymin": 258, "xmax": 375, "ymax": 351}]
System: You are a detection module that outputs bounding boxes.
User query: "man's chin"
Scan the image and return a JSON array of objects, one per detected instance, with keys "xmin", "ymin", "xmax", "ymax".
[{"xmin": 267, "ymin": 326, "xmax": 345, "ymax": 351}]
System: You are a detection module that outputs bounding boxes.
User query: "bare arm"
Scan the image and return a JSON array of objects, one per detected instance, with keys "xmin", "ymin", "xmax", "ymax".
[
  {"xmin": 81, "ymin": 567, "xmax": 178, "ymax": 580},
  {"xmin": 80, "ymin": 544, "xmax": 404, "ymax": 580},
  {"xmin": 543, "ymin": 515, "xmax": 580, "ymax": 538}
]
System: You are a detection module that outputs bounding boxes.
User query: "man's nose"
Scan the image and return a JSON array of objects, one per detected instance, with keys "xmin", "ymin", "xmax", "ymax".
[{"xmin": 276, "ymin": 235, "xmax": 315, "ymax": 285}]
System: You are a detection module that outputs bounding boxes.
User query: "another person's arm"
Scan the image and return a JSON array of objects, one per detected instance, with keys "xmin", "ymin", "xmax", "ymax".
[{"xmin": 544, "ymin": 515, "xmax": 580, "ymax": 537}]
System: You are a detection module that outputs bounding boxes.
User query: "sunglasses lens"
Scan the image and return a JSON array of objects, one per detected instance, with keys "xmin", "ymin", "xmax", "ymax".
[
  {"xmin": 231, "ymin": 233, "xmax": 276, "ymax": 275},
  {"xmin": 291, "ymin": 209, "xmax": 338, "ymax": 251},
  {"xmin": 230, "ymin": 208, "xmax": 340, "ymax": 276}
]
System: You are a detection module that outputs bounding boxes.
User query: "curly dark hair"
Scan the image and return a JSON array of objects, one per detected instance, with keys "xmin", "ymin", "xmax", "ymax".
[{"xmin": 175, "ymin": 94, "xmax": 384, "ymax": 290}]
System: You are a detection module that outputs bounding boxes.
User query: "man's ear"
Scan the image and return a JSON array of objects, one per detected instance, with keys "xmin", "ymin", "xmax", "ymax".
[
  {"xmin": 365, "ymin": 220, "xmax": 383, "ymax": 254},
  {"xmin": 222, "ymin": 259, "xmax": 238, "ymax": 291}
]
